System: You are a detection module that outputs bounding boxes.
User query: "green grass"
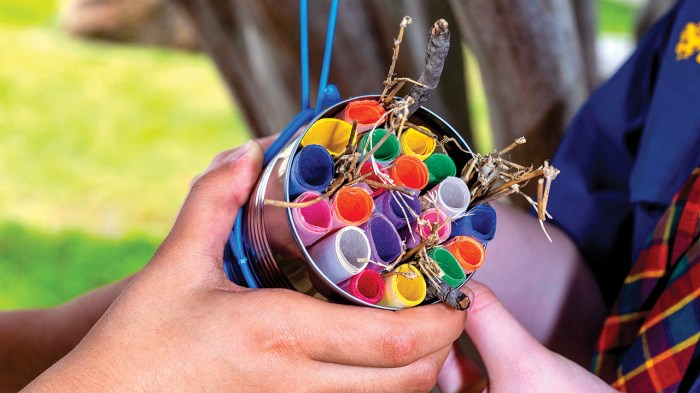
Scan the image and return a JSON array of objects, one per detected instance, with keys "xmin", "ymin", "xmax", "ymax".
[
  {"xmin": 599, "ymin": 0, "xmax": 637, "ymax": 35},
  {"xmin": 0, "ymin": 222, "xmax": 157, "ymax": 308},
  {"xmin": 0, "ymin": 1, "xmax": 248, "ymax": 309},
  {"xmin": 0, "ymin": 0, "xmax": 56, "ymax": 27}
]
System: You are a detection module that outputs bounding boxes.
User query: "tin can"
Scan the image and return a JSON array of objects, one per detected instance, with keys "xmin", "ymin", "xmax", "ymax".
[{"xmin": 238, "ymin": 96, "xmax": 473, "ymax": 309}]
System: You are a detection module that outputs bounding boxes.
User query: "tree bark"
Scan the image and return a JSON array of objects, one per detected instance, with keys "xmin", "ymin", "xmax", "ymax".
[
  {"xmin": 174, "ymin": 0, "xmax": 472, "ymax": 141},
  {"xmin": 448, "ymin": 0, "xmax": 590, "ymax": 172}
]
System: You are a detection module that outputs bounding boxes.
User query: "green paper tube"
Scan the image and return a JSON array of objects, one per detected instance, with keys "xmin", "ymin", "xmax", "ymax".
[
  {"xmin": 427, "ymin": 247, "xmax": 466, "ymax": 289},
  {"xmin": 425, "ymin": 153, "xmax": 457, "ymax": 187},
  {"xmin": 359, "ymin": 129, "xmax": 401, "ymax": 164}
]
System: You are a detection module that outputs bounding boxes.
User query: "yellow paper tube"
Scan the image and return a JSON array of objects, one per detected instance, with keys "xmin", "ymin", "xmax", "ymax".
[
  {"xmin": 300, "ymin": 118, "xmax": 354, "ymax": 157},
  {"xmin": 400, "ymin": 127, "xmax": 437, "ymax": 161},
  {"xmin": 378, "ymin": 264, "xmax": 426, "ymax": 309}
]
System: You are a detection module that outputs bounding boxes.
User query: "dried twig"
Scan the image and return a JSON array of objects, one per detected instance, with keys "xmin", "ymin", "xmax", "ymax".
[
  {"xmin": 407, "ymin": 19, "xmax": 450, "ymax": 115},
  {"xmin": 426, "ymin": 279, "xmax": 471, "ymax": 311}
]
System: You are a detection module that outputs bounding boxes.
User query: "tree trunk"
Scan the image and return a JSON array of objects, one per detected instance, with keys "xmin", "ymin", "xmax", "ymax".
[
  {"xmin": 448, "ymin": 0, "xmax": 590, "ymax": 172},
  {"xmin": 174, "ymin": 0, "xmax": 472, "ymax": 141}
]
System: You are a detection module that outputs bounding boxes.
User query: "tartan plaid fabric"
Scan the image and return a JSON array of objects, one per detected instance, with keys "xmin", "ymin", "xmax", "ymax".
[{"xmin": 592, "ymin": 167, "xmax": 700, "ymax": 392}]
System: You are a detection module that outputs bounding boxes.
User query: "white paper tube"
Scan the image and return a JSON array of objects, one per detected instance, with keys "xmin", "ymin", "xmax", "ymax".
[
  {"xmin": 308, "ymin": 226, "xmax": 371, "ymax": 284},
  {"xmin": 425, "ymin": 176, "xmax": 471, "ymax": 219}
]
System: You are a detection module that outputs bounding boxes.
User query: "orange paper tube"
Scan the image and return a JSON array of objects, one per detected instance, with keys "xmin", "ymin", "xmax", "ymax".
[
  {"xmin": 331, "ymin": 186, "xmax": 375, "ymax": 228},
  {"xmin": 388, "ymin": 155, "xmax": 429, "ymax": 191},
  {"xmin": 338, "ymin": 99, "xmax": 386, "ymax": 133},
  {"xmin": 443, "ymin": 236, "xmax": 485, "ymax": 271}
]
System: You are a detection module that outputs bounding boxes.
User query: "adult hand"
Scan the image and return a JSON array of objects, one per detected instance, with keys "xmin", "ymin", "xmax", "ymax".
[
  {"xmin": 26, "ymin": 140, "xmax": 467, "ymax": 392},
  {"xmin": 438, "ymin": 282, "xmax": 615, "ymax": 393}
]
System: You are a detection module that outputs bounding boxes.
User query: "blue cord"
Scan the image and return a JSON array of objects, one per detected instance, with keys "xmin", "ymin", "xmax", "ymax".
[
  {"xmin": 228, "ymin": 0, "xmax": 341, "ymax": 288},
  {"xmin": 300, "ymin": 0, "xmax": 310, "ymax": 111},
  {"xmin": 314, "ymin": 0, "xmax": 339, "ymax": 116}
]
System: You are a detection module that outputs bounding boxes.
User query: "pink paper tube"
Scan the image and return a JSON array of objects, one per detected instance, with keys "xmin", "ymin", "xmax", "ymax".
[
  {"xmin": 425, "ymin": 176, "xmax": 471, "ymax": 219},
  {"xmin": 359, "ymin": 161, "xmax": 389, "ymax": 197},
  {"xmin": 359, "ymin": 213, "xmax": 403, "ymax": 270},
  {"xmin": 340, "ymin": 269, "xmax": 385, "ymax": 305},
  {"xmin": 338, "ymin": 99, "xmax": 386, "ymax": 133},
  {"xmin": 308, "ymin": 226, "xmax": 371, "ymax": 284},
  {"xmin": 331, "ymin": 186, "xmax": 374, "ymax": 229},
  {"xmin": 290, "ymin": 191, "xmax": 333, "ymax": 246},
  {"xmin": 401, "ymin": 208, "xmax": 451, "ymax": 249}
]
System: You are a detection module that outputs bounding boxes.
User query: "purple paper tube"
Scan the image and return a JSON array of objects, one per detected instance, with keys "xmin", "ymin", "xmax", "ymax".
[
  {"xmin": 373, "ymin": 189, "xmax": 422, "ymax": 230},
  {"xmin": 340, "ymin": 269, "xmax": 385, "ymax": 305},
  {"xmin": 402, "ymin": 208, "xmax": 451, "ymax": 249},
  {"xmin": 359, "ymin": 213, "xmax": 403, "ymax": 270},
  {"xmin": 290, "ymin": 191, "xmax": 333, "ymax": 246},
  {"xmin": 450, "ymin": 204, "xmax": 497, "ymax": 244},
  {"xmin": 288, "ymin": 144, "xmax": 334, "ymax": 198}
]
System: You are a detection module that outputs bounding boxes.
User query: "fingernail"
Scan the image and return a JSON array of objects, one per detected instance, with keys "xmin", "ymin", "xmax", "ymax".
[
  {"xmin": 228, "ymin": 140, "xmax": 255, "ymax": 162},
  {"xmin": 464, "ymin": 286, "xmax": 475, "ymax": 310}
]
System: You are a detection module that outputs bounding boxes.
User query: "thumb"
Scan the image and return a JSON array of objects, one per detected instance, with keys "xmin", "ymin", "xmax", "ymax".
[
  {"xmin": 464, "ymin": 281, "xmax": 542, "ymax": 383},
  {"xmin": 164, "ymin": 140, "xmax": 264, "ymax": 261}
]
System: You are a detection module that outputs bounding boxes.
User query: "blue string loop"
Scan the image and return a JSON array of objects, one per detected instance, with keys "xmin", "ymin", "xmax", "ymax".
[{"xmin": 226, "ymin": 0, "xmax": 341, "ymax": 287}]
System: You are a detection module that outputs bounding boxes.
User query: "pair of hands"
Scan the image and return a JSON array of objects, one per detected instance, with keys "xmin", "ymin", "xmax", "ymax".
[{"xmin": 22, "ymin": 140, "xmax": 613, "ymax": 392}]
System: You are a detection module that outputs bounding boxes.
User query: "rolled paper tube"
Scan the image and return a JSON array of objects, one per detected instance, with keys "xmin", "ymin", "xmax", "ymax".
[
  {"xmin": 340, "ymin": 269, "xmax": 385, "ymax": 305},
  {"xmin": 359, "ymin": 213, "xmax": 403, "ymax": 270},
  {"xmin": 349, "ymin": 182, "xmax": 373, "ymax": 196},
  {"xmin": 359, "ymin": 161, "xmax": 389, "ymax": 197},
  {"xmin": 359, "ymin": 129, "xmax": 401, "ymax": 165},
  {"xmin": 338, "ymin": 99, "xmax": 386, "ymax": 133},
  {"xmin": 444, "ymin": 236, "xmax": 486, "ymax": 271},
  {"xmin": 389, "ymin": 155, "xmax": 430, "ymax": 191},
  {"xmin": 300, "ymin": 118, "xmax": 354, "ymax": 157},
  {"xmin": 450, "ymin": 204, "xmax": 497, "ymax": 243},
  {"xmin": 399, "ymin": 126, "xmax": 437, "ymax": 161},
  {"xmin": 402, "ymin": 208, "xmax": 451, "ymax": 249},
  {"xmin": 288, "ymin": 144, "xmax": 334, "ymax": 198},
  {"xmin": 426, "ymin": 176, "xmax": 471, "ymax": 219},
  {"xmin": 378, "ymin": 264, "xmax": 427, "ymax": 309},
  {"xmin": 308, "ymin": 226, "xmax": 371, "ymax": 284},
  {"xmin": 331, "ymin": 186, "xmax": 374, "ymax": 228},
  {"xmin": 373, "ymin": 189, "xmax": 422, "ymax": 230},
  {"xmin": 427, "ymin": 248, "xmax": 466, "ymax": 288},
  {"xmin": 290, "ymin": 191, "xmax": 332, "ymax": 246},
  {"xmin": 424, "ymin": 153, "xmax": 457, "ymax": 188}
]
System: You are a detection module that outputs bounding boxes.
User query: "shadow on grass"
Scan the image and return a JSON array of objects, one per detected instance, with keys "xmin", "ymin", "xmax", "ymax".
[{"xmin": 0, "ymin": 222, "xmax": 159, "ymax": 310}]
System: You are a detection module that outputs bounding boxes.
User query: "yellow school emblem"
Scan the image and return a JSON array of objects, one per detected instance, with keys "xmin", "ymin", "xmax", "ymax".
[{"xmin": 676, "ymin": 22, "xmax": 700, "ymax": 63}]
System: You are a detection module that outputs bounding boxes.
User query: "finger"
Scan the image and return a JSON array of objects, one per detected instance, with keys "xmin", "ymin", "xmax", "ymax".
[
  {"xmin": 256, "ymin": 133, "xmax": 278, "ymax": 150},
  {"xmin": 165, "ymin": 140, "xmax": 263, "ymax": 261},
  {"xmin": 463, "ymin": 281, "xmax": 540, "ymax": 381},
  {"xmin": 271, "ymin": 293, "xmax": 467, "ymax": 368},
  {"xmin": 437, "ymin": 341, "xmax": 486, "ymax": 393},
  {"xmin": 312, "ymin": 344, "xmax": 452, "ymax": 393}
]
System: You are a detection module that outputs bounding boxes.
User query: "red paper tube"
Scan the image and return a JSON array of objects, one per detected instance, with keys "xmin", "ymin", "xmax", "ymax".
[
  {"xmin": 389, "ymin": 155, "xmax": 430, "ymax": 191},
  {"xmin": 340, "ymin": 269, "xmax": 385, "ymax": 305},
  {"xmin": 331, "ymin": 186, "xmax": 374, "ymax": 228},
  {"xmin": 338, "ymin": 99, "xmax": 387, "ymax": 133},
  {"xmin": 360, "ymin": 161, "xmax": 389, "ymax": 197}
]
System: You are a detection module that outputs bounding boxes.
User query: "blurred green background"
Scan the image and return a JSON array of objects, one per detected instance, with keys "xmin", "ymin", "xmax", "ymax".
[{"xmin": 0, "ymin": 0, "xmax": 636, "ymax": 309}]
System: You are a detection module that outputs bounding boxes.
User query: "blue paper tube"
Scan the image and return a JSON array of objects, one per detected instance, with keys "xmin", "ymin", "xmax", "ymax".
[
  {"xmin": 450, "ymin": 204, "xmax": 497, "ymax": 243},
  {"xmin": 288, "ymin": 144, "xmax": 334, "ymax": 198}
]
